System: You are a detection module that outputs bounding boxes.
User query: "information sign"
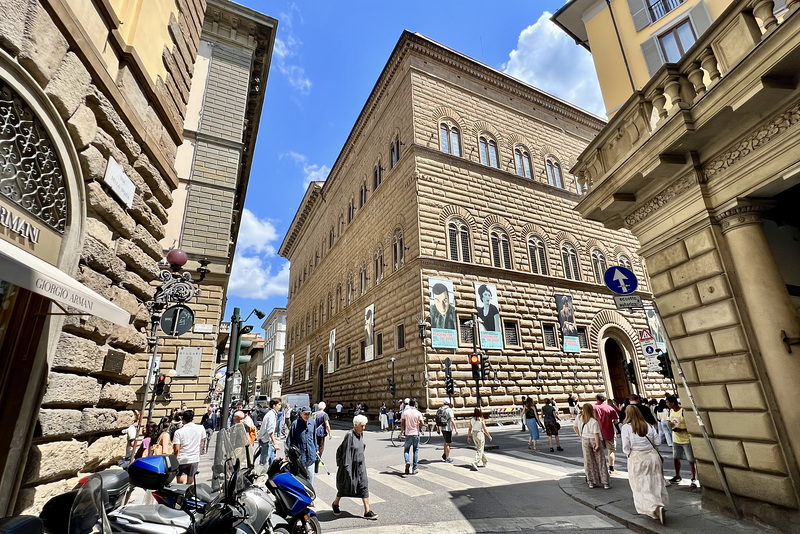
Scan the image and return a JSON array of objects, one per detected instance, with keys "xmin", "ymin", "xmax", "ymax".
[
  {"xmin": 614, "ymin": 295, "xmax": 643, "ymax": 309},
  {"xmin": 604, "ymin": 266, "xmax": 638, "ymax": 295}
]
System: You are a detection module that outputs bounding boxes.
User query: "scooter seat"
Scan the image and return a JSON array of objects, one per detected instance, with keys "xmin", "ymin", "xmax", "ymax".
[{"xmin": 112, "ymin": 504, "xmax": 192, "ymax": 528}]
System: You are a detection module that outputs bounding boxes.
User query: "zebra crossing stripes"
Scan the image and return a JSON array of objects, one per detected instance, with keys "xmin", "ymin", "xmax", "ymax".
[
  {"xmin": 500, "ymin": 451, "xmax": 572, "ymax": 476},
  {"xmin": 313, "ymin": 471, "xmax": 385, "ymax": 503},
  {"xmin": 388, "ymin": 464, "xmax": 473, "ymax": 491},
  {"xmin": 426, "ymin": 461, "xmax": 510, "ymax": 487},
  {"xmin": 451, "ymin": 456, "xmax": 542, "ymax": 482},
  {"xmin": 367, "ymin": 467, "xmax": 433, "ymax": 497}
]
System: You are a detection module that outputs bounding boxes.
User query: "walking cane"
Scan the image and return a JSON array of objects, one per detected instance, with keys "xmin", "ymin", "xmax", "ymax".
[{"xmin": 317, "ymin": 452, "xmax": 331, "ymax": 475}]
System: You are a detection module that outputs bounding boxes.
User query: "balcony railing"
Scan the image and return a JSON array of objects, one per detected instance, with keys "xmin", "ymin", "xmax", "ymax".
[
  {"xmin": 649, "ymin": 0, "xmax": 686, "ymax": 22},
  {"xmin": 574, "ymin": 0, "xmax": 799, "ymax": 198}
]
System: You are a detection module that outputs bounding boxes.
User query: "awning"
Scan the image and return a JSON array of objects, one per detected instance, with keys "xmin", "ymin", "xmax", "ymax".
[{"xmin": 0, "ymin": 239, "xmax": 131, "ymax": 327}]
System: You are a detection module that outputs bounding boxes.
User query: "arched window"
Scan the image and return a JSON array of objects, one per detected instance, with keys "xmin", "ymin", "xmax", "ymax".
[
  {"xmin": 447, "ymin": 218, "xmax": 471, "ymax": 263},
  {"xmin": 315, "ymin": 249, "xmax": 319, "ymax": 267},
  {"xmin": 347, "ymin": 275, "xmax": 354, "ymax": 305},
  {"xmin": 319, "ymin": 301, "xmax": 325, "ymax": 324},
  {"xmin": 440, "ymin": 122, "xmax": 462, "ymax": 156},
  {"xmin": 374, "ymin": 246, "xmax": 384, "ymax": 284},
  {"xmin": 479, "ymin": 136, "xmax": 499, "ymax": 168},
  {"xmin": 390, "ymin": 137, "xmax": 400, "ymax": 168},
  {"xmin": 528, "ymin": 235, "xmax": 548, "ymax": 275},
  {"xmin": 329, "ymin": 227, "xmax": 335, "ymax": 248},
  {"xmin": 392, "ymin": 229, "xmax": 404, "ymax": 271},
  {"xmin": 591, "ymin": 250, "xmax": 607, "ymax": 282},
  {"xmin": 359, "ymin": 181, "xmax": 368, "ymax": 207},
  {"xmin": 348, "ymin": 198, "xmax": 355, "ymax": 223},
  {"xmin": 335, "ymin": 285, "xmax": 342, "ymax": 313},
  {"xmin": 562, "ymin": 243, "xmax": 581, "ymax": 280},
  {"xmin": 313, "ymin": 310, "xmax": 317, "ymax": 331},
  {"xmin": 490, "ymin": 229, "xmax": 512, "ymax": 269},
  {"xmin": 338, "ymin": 213, "xmax": 345, "ymax": 236},
  {"xmin": 546, "ymin": 158, "xmax": 564, "ymax": 188},
  {"xmin": 373, "ymin": 162, "xmax": 383, "ymax": 190},
  {"xmin": 618, "ymin": 255, "xmax": 632, "ymax": 270},
  {"xmin": 359, "ymin": 264, "xmax": 367, "ymax": 295},
  {"xmin": 514, "ymin": 146, "xmax": 532, "ymax": 178},
  {"xmin": 327, "ymin": 293, "xmax": 333, "ymax": 319}
]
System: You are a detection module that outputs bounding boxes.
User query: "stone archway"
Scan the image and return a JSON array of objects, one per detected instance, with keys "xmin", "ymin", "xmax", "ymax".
[
  {"xmin": 604, "ymin": 337, "xmax": 630, "ymax": 400},
  {"xmin": 316, "ymin": 363, "xmax": 324, "ymax": 403}
]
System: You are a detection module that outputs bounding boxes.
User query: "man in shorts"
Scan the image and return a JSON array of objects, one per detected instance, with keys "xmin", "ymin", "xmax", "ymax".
[
  {"xmin": 173, "ymin": 409, "xmax": 206, "ymax": 484},
  {"xmin": 593, "ymin": 394, "xmax": 620, "ymax": 474},
  {"xmin": 439, "ymin": 400, "xmax": 459, "ymax": 462},
  {"xmin": 667, "ymin": 396, "xmax": 698, "ymax": 487}
]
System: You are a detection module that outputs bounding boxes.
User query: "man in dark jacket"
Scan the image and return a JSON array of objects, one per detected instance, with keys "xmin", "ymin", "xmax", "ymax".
[
  {"xmin": 628, "ymin": 394, "xmax": 658, "ymax": 426},
  {"xmin": 287, "ymin": 406, "xmax": 317, "ymax": 485}
]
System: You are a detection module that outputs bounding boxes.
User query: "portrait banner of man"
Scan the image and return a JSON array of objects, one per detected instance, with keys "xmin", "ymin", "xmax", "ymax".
[
  {"xmin": 328, "ymin": 329, "xmax": 336, "ymax": 374},
  {"xmin": 554, "ymin": 294, "xmax": 580, "ymax": 353},
  {"xmin": 364, "ymin": 304, "xmax": 375, "ymax": 361},
  {"xmin": 429, "ymin": 277, "xmax": 457, "ymax": 348},
  {"xmin": 474, "ymin": 282, "xmax": 503, "ymax": 350},
  {"xmin": 644, "ymin": 306, "xmax": 667, "ymax": 353}
]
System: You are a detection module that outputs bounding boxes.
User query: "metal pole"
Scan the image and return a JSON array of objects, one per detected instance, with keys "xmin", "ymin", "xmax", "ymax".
[
  {"xmin": 652, "ymin": 301, "xmax": 740, "ymax": 519},
  {"xmin": 473, "ymin": 314, "xmax": 481, "ymax": 408},
  {"xmin": 219, "ymin": 307, "xmax": 241, "ymax": 430},
  {"xmin": 142, "ymin": 310, "xmax": 162, "ymax": 428},
  {"xmin": 391, "ymin": 357, "xmax": 396, "ymax": 408}
]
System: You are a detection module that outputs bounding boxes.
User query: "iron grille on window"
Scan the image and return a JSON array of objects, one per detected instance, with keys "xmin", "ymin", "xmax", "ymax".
[
  {"xmin": 529, "ymin": 236, "xmax": 548, "ymax": 275},
  {"xmin": 346, "ymin": 346, "xmax": 351, "ymax": 365},
  {"xmin": 360, "ymin": 340, "xmax": 366, "ymax": 361},
  {"xmin": 504, "ymin": 321, "xmax": 519, "ymax": 346},
  {"xmin": 543, "ymin": 324, "xmax": 557, "ymax": 348},
  {"xmin": 577, "ymin": 327, "xmax": 589, "ymax": 349},
  {"xmin": 397, "ymin": 324, "xmax": 405, "ymax": 349},
  {"xmin": 377, "ymin": 333, "xmax": 383, "ymax": 356},
  {"xmin": 648, "ymin": 0, "xmax": 685, "ymax": 21},
  {"xmin": 459, "ymin": 317, "xmax": 474, "ymax": 344}
]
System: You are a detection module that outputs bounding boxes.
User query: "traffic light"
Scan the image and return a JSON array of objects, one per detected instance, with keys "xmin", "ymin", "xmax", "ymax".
[
  {"xmin": 246, "ymin": 377, "xmax": 254, "ymax": 396},
  {"xmin": 657, "ymin": 352, "xmax": 673, "ymax": 378},
  {"xmin": 445, "ymin": 368, "xmax": 455, "ymax": 395},
  {"xmin": 469, "ymin": 353, "xmax": 481, "ymax": 381},
  {"xmin": 155, "ymin": 374, "xmax": 166, "ymax": 396},
  {"xmin": 622, "ymin": 361, "xmax": 637, "ymax": 386},
  {"xmin": 391, "ymin": 382, "xmax": 396, "ymax": 396},
  {"xmin": 480, "ymin": 353, "xmax": 490, "ymax": 379}
]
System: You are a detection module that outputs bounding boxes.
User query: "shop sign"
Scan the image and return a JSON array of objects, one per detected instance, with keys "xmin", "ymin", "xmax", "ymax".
[
  {"xmin": 176, "ymin": 346, "xmax": 203, "ymax": 377},
  {"xmin": 0, "ymin": 205, "xmax": 41, "ymax": 244}
]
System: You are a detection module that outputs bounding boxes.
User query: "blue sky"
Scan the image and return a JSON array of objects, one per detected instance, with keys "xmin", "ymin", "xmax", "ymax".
[{"xmin": 224, "ymin": 0, "xmax": 603, "ymax": 333}]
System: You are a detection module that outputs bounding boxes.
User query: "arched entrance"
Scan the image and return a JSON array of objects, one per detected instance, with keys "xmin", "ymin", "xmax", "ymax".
[
  {"xmin": 604, "ymin": 338, "xmax": 630, "ymax": 401},
  {"xmin": 316, "ymin": 364, "xmax": 324, "ymax": 403}
]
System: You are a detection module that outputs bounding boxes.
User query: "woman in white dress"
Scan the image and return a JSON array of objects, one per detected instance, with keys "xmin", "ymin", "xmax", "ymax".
[{"xmin": 622, "ymin": 405, "xmax": 668, "ymax": 524}]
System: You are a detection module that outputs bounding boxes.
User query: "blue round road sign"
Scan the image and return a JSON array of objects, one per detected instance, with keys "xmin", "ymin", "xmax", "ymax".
[{"xmin": 604, "ymin": 266, "xmax": 638, "ymax": 295}]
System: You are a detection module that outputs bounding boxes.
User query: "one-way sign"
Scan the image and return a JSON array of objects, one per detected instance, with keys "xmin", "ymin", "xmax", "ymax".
[{"xmin": 604, "ymin": 266, "xmax": 638, "ymax": 295}]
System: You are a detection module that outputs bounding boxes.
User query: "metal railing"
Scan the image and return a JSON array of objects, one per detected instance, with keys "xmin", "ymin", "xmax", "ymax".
[{"xmin": 648, "ymin": 0, "xmax": 686, "ymax": 22}]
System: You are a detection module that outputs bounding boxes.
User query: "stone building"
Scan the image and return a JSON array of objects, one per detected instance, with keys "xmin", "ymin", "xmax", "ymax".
[
  {"xmin": 261, "ymin": 307, "xmax": 287, "ymax": 398},
  {"xmin": 554, "ymin": 0, "xmax": 800, "ymax": 529},
  {"xmin": 278, "ymin": 32, "xmax": 673, "ymax": 415},
  {"xmin": 150, "ymin": 0, "xmax": 276, "ymax": 422},
  {"xmin": 0, "ymin": 0, "xmax": 205, "ymax": 515}
]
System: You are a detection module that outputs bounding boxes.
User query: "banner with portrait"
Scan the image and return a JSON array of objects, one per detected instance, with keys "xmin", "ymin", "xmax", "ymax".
[
  {"xmin": 429, "ymin": 277, "xmax": 457, "ymax": 348},
  {"xmin": 555, "ymin": 294, "xmax": 580, "ymax": 353},
  {"xmin": 364, "ymin": 304, "xmax": 375, "ymax": 361},
  {"xmin": 327, "ymin": 329, "xmax": 336, "ymax": 373},
  {"xmin": 305, "ymin": 344, "xmax": 311, "ymax": 380},
  {"xmin": 474, "ymin": 282, "xmax": 503, "ymax": 350}
]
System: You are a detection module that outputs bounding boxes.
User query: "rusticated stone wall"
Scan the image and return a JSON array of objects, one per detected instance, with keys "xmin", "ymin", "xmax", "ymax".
[
  {"xmin": 0, "ymin": 0, "xmax": 204, "ymax": 515},
  {"xmin": 280, "ymin": 32, "xmax": 673, "ymax": 415}
]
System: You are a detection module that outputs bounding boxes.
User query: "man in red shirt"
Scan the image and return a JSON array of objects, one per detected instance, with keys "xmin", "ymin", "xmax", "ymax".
[{"xmin": 593, "ymin": 393, "xmax": 620, "ymax": 474}]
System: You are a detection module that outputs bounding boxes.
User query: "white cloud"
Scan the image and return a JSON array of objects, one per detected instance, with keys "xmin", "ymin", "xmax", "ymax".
[
  {"xmin": 282, "ymin": 152, "xmax": 330, "ymax": 189},
  {"xmin": 228, "ymin": 255, "xmax": 290, "ymax": 300},
  {"xmin": 273, "ymin": 7, "xmax": 312, "ymax": 95},
  {"xmin": 503, "ymin": 12, "xmax": 606, "ymax": 118},
  {"xmin": 236, "ymin": 209, "xmax": 278, "ymax": 256}
]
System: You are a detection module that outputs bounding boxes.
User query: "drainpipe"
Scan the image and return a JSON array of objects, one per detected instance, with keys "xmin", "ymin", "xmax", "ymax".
[{"xmin": 606, "ymin": 0, "xmax": 636, "ymax": 92}]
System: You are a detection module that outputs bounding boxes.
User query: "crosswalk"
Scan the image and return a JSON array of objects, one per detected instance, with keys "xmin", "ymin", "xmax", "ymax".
[{"xmin": 307, "ymin": 447, "xmax": 575, "ymax": 513}]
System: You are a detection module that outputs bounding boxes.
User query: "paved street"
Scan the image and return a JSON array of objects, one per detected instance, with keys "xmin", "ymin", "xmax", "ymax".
[{"xmin": 311, "ymin": 421, "xmax": 635, "ymax": 533}]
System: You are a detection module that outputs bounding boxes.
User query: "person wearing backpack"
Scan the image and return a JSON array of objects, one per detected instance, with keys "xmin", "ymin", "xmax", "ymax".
[
  {"xmin": 314, "ymin": 402, "xmax": 333, "ymax": 473},
  {"xmin": 436, "ymin": 399, "xmax": 458, "ymax": 462}
]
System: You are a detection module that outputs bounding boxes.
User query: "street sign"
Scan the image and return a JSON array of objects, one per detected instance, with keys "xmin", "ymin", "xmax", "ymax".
[
  {"xmin": 614, "ymin": 295, "xmax": 643, "ymax": 309},
  {"xmin": 160, "ymin": 304, "xmax": 195, "ymax": 336},
  {"xmin": 604, "ymin": 266, "xmax": 638, "ymax": 295}
]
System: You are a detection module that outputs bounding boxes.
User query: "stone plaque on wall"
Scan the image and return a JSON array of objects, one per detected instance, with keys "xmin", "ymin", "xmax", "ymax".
[
  {"xmin": 176, "ymin": 347, "xmax": 203, "ymax": 377},
  {"xmin": 103, "ymin": 349, "xmax": 127, "ymax": 374}
]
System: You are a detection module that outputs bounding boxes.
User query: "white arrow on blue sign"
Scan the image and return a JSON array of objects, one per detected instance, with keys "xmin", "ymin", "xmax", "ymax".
[{"xmin": 604, "ymin": 266, "xmax": 638, "ymax": 295}]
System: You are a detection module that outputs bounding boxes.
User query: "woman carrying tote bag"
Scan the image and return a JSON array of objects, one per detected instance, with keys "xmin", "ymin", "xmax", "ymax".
[{"xmin": 622, "ymin": 405, "xmax": 669, "ymax": 524}]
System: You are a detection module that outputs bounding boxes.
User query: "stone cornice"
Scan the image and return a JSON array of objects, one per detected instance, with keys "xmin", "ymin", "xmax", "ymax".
[
  {"xmin": 279, "ymin": 183, "xmax": 324, "ymax": 258},
  {"xmin": 623, "ymin": 173, "xmax": 697, "ymax": 227}
]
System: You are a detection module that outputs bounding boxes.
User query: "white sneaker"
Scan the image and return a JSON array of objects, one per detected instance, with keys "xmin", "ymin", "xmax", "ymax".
[{"xmin": 470, "ymin": 462, "xmax": 478, "ymax": 471}]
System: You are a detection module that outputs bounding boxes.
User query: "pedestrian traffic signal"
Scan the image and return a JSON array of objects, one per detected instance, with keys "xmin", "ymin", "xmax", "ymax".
[
  {"xmin": 480, "ymin": 353, "xmax": 490, "ymax": 379},
  {"xmin": 246, "ymin": 377, "xmax": 254, "ymax": 396},
  {"xmin": 469, "ymin": 353, "xmax": 481, "ymax": 381},
  {"xmin": 657, "ymin": 352, "xmax": 673, "ymax": 378},
  {"xmin": 155, "ymin": 374, "xmax": 166, "ymax": 396},
  {"xmin": 445, "ymin": 376, "xmax": 455, "ymax": 396}
]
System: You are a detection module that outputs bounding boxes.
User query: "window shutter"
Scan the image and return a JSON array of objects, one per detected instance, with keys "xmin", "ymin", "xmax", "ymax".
[
  {"xmin": 688, "ymin": 1, "xmax": 713, "ymax": 38},
  {"xmin": 641, "ymin": 36, "xmax": 665, "ymax": 77},
  {"xmin": 529, "ymin": 242, "xmax": 539, "ymax": 274},
  {"xmin": 460, "ymin": 228, "xmax": 471, "ymax": 262},
  {"xmin": 502, "ymin": 239, "xmax": 512, "ymax": 269},
  {"xmin": 628, "ymin": 0, "xmax": 651, "ymax": 31}
]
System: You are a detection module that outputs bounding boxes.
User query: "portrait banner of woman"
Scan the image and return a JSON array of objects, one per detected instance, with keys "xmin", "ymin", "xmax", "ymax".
[
  {"xmin": 429, "ymin": 277, "xmax": 457, "ymax": 348},
  {"xmin": 364, "ymin": 304, "xmax": 375, "ymax": 361},
  {"xmin": 474, "ymin": 282, "xmax": 503, "ymax": 350}
]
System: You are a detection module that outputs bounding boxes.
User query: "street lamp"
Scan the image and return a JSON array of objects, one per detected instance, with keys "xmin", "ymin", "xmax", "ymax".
[
  {"xmin": 141, "ymin": 250, "xmax": 210, "ymax": 428},
  {"xmin": 219, "ymin": 307, "xmax": 266, "ymax": 427}
]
